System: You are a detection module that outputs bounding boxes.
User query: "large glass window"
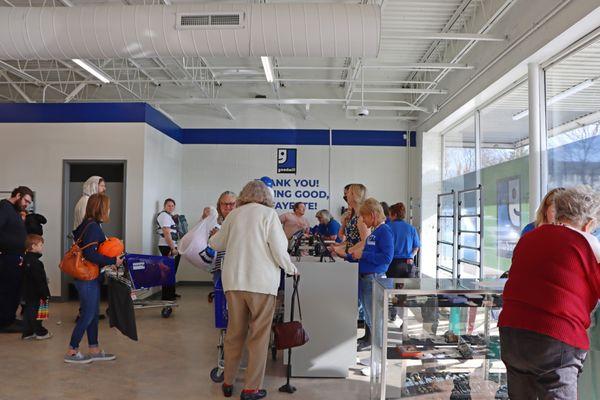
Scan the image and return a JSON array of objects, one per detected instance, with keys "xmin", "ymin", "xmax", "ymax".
[
  {"xmin": 546, "ymin": 37, "xmax": 600, "ymax": 200},
  {"xmin": 479, "ymin": 82, "xmax": 530, "ymax": 278},
  {"xmin": 442, "ymin": 116, "xmax": 476, "ymax": 192}
]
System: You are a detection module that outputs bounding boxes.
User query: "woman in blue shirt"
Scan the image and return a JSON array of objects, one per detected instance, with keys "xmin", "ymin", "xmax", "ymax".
[
  {"xmin": 335, "ymin": 198, "xmax": 394, "ymax": 349},
  {"xmin": 311, "ymin": 209, "xmax": 341, "ymax": 241},
  {"xmin": 387, "ymin": 202, "xmax": 420, "ymax": 278}
]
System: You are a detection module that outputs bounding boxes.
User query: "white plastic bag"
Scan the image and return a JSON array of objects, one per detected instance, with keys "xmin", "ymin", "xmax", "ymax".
[{"xmin": 178, "ymin": 207, "xmax": 219, "ymax": 272}]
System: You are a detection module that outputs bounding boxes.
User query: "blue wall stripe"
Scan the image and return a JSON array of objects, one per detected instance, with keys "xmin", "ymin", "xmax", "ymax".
[
  {"xmin": 0, "ymin": 102, "xmax": 147, "ymax": 123},
  {"xmin": 332, "ymin": 130, "xmax": 407, "ymax": 147},
  {"xmin": 144, "ymin": 104, "xmax": 182, "ymax": 142},
  {"xmin": 181, "ymin": 129, "xmax": 330, "ymax": 145},
  {"xmin": 0, "ymin": 103, "xmax": 416, "ymax": 147}
]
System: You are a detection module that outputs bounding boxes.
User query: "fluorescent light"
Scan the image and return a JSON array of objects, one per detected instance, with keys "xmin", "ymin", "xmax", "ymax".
[
  {"xmin": 72, "ymin": 59, "xmax": 111, "ymax": 84},
  {"xmin": 512, "ymin": 79, "xmax": 595, "ymax": 121},
  {"xmin": 261, "ymin": 56, "xmax": 274, "ymax": 83}
]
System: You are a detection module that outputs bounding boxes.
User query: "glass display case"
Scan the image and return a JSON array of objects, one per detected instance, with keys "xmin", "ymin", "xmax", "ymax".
[{"xmin": 371, "ymin": 278, "xmax": 506, "ymax": 399}]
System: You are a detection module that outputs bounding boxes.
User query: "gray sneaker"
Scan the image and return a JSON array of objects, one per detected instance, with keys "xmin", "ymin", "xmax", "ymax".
[
  {"xmin": 35, "ymin": 332, "xmax": 53, "ymax": 340},
  {"xmin": 64, "ymin": 352, "xmax": 92, "ymax": 364},
  {"xmin": 89, "ymin": 351, "xmax": 116, "ymax": 362}
]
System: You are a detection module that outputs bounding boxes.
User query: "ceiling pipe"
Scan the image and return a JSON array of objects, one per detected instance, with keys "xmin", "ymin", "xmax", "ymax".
[{"xmin": 0, "ymin": 3, "xmax": 380, "ymax": 60}]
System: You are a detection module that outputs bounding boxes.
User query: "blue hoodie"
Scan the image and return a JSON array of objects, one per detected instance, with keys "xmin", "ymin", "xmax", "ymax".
[
  {"xmin": 347, "ymin": 223, "xmax": 394, "ymax": 275},
  {"xmin": 73, "ymin": 219, "xmax": 116, "ymax": 268}
]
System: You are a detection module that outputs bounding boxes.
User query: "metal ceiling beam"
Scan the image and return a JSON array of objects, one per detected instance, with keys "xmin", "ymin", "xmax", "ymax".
[
  {"xmin": 353, "ymin": 88, "xmax": 448, "ymax": 94},
  {"xmin": 0, "ymin": 70, "xmax": 34, "ymax": 103},
  {"xmin": 346, "ymin": 105, "xmax": 429, "ymax": 112},
  {"xmin": 0, "ymin": 61, "xmax": 43, "ymax": 86},
  {"xmin": 150, "ymin": 98, "xmax": 348, "ymax": 105},
  {"xmin": 363, "ymin": 63, "xmax": 474, "ymax": 70},
  {"xmin": 64, "ymin": 82, "xmax": 87, "ymax": 103},
  {"xmin": 382, "ymin": 32, "xmax": 506, "ymax": 42},
  {"xmin": 127, "ymin": 59, "xmax": 160, "ymax": 87}
]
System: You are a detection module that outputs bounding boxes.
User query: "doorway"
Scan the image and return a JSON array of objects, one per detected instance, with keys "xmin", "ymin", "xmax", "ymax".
[{"xmin": 61, "ymin": 161, "xmax": 127, "ymax": 300}]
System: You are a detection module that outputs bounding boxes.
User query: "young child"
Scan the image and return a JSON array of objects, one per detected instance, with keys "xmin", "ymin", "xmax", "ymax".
[{"xmin": 21, "ymin": 234, "xmax": 52, "ymax": 340}]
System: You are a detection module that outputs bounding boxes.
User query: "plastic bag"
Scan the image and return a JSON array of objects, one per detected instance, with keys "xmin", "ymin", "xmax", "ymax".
[{"xmin": 178, "ymin": 207, "xmax": 219, "ymax": 272}]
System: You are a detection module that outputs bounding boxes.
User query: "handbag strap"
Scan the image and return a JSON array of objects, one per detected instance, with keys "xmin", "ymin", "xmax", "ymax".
[
  {"xmin": 291, "ymin": 275, "xmax": 303, "ymax": 321},
  {"xmin": 75, "ymin": 221, "xmax": 98, "ymax": 250}
]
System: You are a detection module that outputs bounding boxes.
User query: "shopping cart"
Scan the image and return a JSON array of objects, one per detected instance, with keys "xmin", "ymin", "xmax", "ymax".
[
  {"xmin": 122, "ymin": 253, "xmax": 179, "ymax": 318},
  {"xmin": 208, "ymin": 269, "xmax": 286, "ymax": 383}
]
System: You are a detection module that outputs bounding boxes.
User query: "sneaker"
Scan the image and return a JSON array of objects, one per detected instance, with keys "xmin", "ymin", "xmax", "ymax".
[
  {"xmin": 240, "ymin": 389, "xmax": 267, "ymax": 400},
  {"xmin": 64, "ymin": 352, "xmax": 92, "ymax": 364},
  {"xmin": 89, "ymin": 351, "xmax": 116, "ymax": 362},
  {"xmin": 22, "ymin": 334, "xmax": 36, "ymax": 340},
  {"xmin": 35, "ymin": 332, "xmax": 53, "ymax": 340},
  {"xmin": 222, "ymin": 383, "xmax": 233, "ymax": 398},
  {"xmin": 357, "ymin": 340, "xmax": 371, "ymax": 352}
]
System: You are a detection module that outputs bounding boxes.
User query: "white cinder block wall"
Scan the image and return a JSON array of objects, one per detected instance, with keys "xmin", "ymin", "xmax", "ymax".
[{"xmin": 0, "ymin": 122, "xmax": 147, "ymax": 295}]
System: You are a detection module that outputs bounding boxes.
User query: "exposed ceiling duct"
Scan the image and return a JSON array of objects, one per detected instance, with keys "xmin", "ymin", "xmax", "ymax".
[{"xmin": 0, "ymin": 3, "xmax": 381, "ymax": 60}]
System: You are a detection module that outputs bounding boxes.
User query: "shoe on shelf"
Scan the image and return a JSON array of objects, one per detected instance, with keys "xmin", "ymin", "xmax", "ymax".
[
  {"xmin": 35, "ymin": 332, "xmax": 53, "ymax": 340},
  {"xmin": 222, "ymin": 383, "xmax": 233, "ymax": 398},
  {"xmin": 64, "ymin": 352, "xmax": 92, "ymax": 364},
  {"xmin": 357, "ymin": 340, "xmax": 371, "ymax": 352},
  {"xmin": 89, "ymin": 351, "xmax": 116, "ymax": 361},
  {"xmin": 240, "ymin": 389, "xmax": 267, "ymax": 400}
]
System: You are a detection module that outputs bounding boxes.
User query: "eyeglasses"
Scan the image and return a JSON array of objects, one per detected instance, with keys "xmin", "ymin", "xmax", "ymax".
[{"xmin": 221, "ymin": 202, "xmax": 236, "ymax": 206}]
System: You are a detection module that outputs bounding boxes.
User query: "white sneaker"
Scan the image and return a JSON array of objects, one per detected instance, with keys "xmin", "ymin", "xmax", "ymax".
[
  {"xmin": 391, "ymin": 316, "xmax": 403, "ymax": 329},
  {"xmin": 35, "ymin": 332, "xmax": 53, "ymax": 340}
]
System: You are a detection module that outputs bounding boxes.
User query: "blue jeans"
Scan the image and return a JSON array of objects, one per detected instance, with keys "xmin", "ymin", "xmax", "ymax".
[
  {"xmin": 69, "ymin": 278, "xmax": 101, "ymax": 349},
  {"xmin": 359, "ymin": 273, "xmax": 385, "ymax": 330}
]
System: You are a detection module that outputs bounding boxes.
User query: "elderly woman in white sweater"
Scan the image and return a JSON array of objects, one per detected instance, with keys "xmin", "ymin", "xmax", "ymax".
[{"xmin": 209, "ymin": 180, "xmax": 297, "ymax": 400}]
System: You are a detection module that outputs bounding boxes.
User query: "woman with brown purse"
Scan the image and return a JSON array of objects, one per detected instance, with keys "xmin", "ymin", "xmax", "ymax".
[{"xmin": 64, "ymin": 193, "xmax": 123, "ymax": 364}]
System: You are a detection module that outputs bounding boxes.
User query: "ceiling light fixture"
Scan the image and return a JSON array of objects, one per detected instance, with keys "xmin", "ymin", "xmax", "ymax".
[
  {"xmin": 72, "ymin": 59, "xmax": 111, "ymax": 84},
  {"xmin": 261, "ymin": 56, "xmax": 274, "ymax": 83},
  {"xmin": 512, "ymin": 79, "xmax": 595, "ymax": 121}
]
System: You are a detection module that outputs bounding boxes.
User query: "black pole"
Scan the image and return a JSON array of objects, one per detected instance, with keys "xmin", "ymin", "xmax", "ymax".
[{"xmin": 279, "ymin": 276, "xmax": 298, "ymax": 394}]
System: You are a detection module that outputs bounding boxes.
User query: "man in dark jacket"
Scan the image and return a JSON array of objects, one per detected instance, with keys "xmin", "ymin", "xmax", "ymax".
[
  {"xmin": 0, "ymin": 186, "xmax": 32, "ymax": 333},
  {"xmin": 22, "ymin": 234, "xmax": 51, "ymax": 340}
]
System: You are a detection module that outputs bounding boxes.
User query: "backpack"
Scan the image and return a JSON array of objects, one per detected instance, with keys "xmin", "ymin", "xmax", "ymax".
[{"xmin": 156, "ymin": 211, "xmax": 188, "ymax": 241}]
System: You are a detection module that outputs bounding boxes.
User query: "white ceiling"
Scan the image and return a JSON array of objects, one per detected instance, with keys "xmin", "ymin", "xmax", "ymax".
[{"xmin": 0, "ymin": 0, "xmax": 538, "ymax": 126}]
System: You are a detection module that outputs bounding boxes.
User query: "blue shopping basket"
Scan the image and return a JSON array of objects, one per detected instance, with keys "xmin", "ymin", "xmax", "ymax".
[{"xmin": 124, "ymin": 253, "xmax": 176, "ymax": 290}]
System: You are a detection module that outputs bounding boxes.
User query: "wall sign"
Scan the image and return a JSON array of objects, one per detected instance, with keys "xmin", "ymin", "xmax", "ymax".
[{"xmin": 277, "ymin": 148, "xmax": 297, "ymax": 174}]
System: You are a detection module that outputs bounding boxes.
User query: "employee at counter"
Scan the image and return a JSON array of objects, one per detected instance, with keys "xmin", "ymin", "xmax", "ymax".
[{"xmin": 310, "ymin": 209, "xmax": 341, "ymax": 242}]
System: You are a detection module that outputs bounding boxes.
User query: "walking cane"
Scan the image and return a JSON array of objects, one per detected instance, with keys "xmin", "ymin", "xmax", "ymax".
[{"xmin": 279, "ymin": 276, "xmax": 299, "ymax": 394}]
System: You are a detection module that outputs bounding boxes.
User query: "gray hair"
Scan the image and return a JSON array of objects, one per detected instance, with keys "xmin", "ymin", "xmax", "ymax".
[
  {"xmin": 554, "ymin": 185, "xmax": 600, "ymax": 229},
  {"xmin": 216, "ymin": 191, "xmax": 237, "ymax": 223},
  {"xmin": 316, "ymin": 209, "xmax": 332, "ymax": 223},
  {"xmin": 237, "ymin": 180, "xmax": 275, "ymax": 208}
]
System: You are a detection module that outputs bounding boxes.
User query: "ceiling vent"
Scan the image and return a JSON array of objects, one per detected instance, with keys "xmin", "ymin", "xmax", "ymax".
[{"xmin": 177, "ymin": 12, "xmax": 244, "ymax": 29}]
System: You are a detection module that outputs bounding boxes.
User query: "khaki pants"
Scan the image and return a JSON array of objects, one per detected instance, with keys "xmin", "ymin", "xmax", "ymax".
[{"xmin": 224, "ymin": 291, "xmax": 276, "ymax": 390}]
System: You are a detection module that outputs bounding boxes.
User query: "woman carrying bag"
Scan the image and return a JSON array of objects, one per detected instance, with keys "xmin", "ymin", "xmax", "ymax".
[{"xmin": 64, "ymin": 193, "xmax": 123, "ymax": 364}]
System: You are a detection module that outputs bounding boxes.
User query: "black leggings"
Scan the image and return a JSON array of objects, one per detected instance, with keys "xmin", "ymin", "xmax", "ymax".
[{"xmin": 159, "ymin": 246, "xmax": 181, "ymax": 300}]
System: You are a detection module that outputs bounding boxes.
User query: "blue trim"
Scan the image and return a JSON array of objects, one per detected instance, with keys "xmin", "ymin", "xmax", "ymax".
[
  {"xmin": 0, "ymin": 102, "xmax": 147, "ymax": 123},
  {"xmin": 332, "ymin": 130, "xmax": 407, "ymax": 147},
  {"xmin": 181, "ymin": 129, "xmax": 329, "ymax": 145},
  {"xmin": 0, "ymin": 103, "xmax": 416, "ymax": 147},
  {"xmin": 410, "ymin": 131, "xmax": 417, "ymax": 147},
  {"xmin": 144, "ymin": 104, "xmax": 182, "ymax": 142}
]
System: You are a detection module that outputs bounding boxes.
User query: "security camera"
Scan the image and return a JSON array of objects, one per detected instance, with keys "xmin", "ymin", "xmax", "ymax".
[{"xmin": 356, "ymin": 106, "xmax": 369, "ymax": 117}]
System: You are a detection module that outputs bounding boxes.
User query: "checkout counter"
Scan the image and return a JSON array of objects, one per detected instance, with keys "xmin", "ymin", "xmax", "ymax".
[{"xmin": 284, "ymin": 256, "xmax": 358, "ymax": 378}]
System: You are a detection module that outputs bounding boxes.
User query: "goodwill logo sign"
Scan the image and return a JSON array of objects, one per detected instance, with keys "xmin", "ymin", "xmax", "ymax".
[{"xmin": 277, "ymin": 148, "xmax": 297, "ymax": 174}]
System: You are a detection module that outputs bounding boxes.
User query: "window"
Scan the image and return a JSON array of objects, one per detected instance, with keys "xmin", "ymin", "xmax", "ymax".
[
  {"xmin": 546, "ymin": 38, "xmax": 600, "ymax": 197},
  {"xmin": 442, "ymin": 116, "xmax": 476, "ymax": 191},
  {"xmin": 479, "ymin": 82, "xmax": 530, "ymax": 278}
]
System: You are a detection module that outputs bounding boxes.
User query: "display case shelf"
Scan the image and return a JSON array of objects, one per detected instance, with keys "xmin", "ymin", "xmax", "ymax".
[{"xmin": 370, "ymin": 278, "xmax": 506, "ymax": 400}]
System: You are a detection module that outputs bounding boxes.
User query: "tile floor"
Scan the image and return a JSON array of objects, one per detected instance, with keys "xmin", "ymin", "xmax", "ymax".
[{"xmin": 0, "ymin": 286, "xmax": 372, "ymax": 400}]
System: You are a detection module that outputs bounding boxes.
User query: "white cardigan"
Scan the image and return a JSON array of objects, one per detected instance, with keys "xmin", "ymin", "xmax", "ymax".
[{"xmin": 209, "ymin": 203, "xmax": 297, "ymax": 296}]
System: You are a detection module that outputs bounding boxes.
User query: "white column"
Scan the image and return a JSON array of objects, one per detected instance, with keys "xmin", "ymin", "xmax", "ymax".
[{"xmin": 528, "ymin": 63, "xmax": 543, "ymax": 215}]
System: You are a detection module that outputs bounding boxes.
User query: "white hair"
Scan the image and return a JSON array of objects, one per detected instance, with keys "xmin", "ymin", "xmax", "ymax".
[{"xmin": 554, "ymin": 185, "xmax": 600, "ymax": 229}]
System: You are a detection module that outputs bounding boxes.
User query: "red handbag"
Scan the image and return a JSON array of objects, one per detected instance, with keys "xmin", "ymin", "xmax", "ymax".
[{"xmin": 273, "ymin": 276, "xmax": 309, "ymax": 350}]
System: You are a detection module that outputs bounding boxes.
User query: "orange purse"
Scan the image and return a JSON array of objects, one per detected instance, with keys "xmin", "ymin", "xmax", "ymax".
[{"xmin": 59, "ymin": 223, "xmax": 100, "ymax": 281}]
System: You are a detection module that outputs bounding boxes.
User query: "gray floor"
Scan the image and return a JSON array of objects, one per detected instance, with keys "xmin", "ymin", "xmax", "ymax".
[{"xmin": 0, "ymin": 286, "xmax": 372, "ymax": 400}]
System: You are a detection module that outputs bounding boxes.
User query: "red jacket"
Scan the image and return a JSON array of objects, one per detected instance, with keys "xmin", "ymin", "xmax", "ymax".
[{"xmin": 498, "ymin": 224, "xmax": 600, "ymax": 350}]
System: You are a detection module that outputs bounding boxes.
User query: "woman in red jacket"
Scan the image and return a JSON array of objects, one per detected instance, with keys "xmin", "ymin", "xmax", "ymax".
[{"xmin": 499, "ymin": 185, "xmax": 600, "ymax": 399}]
